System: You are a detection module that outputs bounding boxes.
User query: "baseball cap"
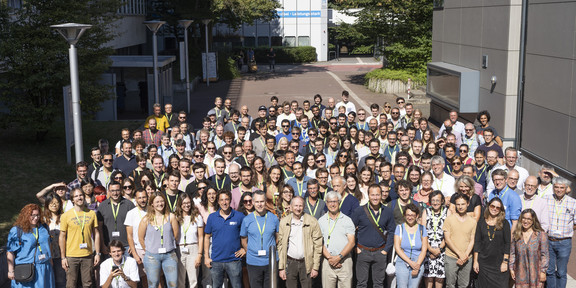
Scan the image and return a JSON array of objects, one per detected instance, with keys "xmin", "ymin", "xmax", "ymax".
[
  {"xmin": 258, "ymin": 105, "xmax": 267, "ymax": 111},
  {"xmin": 207, "ymin": 109, "xmax": 216, "ymax": 116}
]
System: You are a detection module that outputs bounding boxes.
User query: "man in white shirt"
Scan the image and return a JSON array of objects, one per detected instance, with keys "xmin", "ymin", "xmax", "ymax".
[
  {"xmin": 124, "ymin": 189, "xmax": 148, "ymax": 284},
  {"xmin": 520, "ymin": 176, "xmax": 549, "ymax": 232},
  {"xmin": 334, "ymin": 90, "xmax": 356, "ymax": 115},
  {"xmin": 438, "ymin": 110, "xmax": 465, "ymax": 140},
  {"xmin": 485, "ymin": 147, "xmax": 529, "ymax": 192},
  {"xmin": 100, "ymin": 240, "xmax": 139, "ymax": 288},
  {"xmin": 431, "ymin": 155, "xmax": 456, "ymax": 198}
]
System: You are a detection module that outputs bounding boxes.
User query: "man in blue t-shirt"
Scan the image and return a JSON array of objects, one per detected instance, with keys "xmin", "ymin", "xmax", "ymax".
[
  {"xmin": 240, "ymin": 191, "xmax": 279, "ymax": 288},
  {"xmin": 204, "ymin": 190, "xmax": 245, "ymax": 288}
]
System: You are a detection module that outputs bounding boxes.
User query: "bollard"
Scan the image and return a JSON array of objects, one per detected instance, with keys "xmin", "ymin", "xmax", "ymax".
[{"xmin": 269, "ymin": 245, "xmax": 277, "ymax": 288}]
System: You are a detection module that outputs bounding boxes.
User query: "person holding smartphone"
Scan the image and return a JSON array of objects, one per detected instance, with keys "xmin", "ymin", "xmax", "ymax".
[{"xmin": 100, "ymin": 240, "xmax": 139, "ymax": 288}]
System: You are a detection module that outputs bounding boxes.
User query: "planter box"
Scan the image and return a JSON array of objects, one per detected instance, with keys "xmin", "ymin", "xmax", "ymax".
[{"xmin": 367, "ymin": 78, "xmax": 408, "ymax": 94}]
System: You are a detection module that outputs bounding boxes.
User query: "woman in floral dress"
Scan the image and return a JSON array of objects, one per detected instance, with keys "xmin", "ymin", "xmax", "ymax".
[
  {"xmin": 509, "ymin": 209, "xmax": 549, "ymax": 288},
  {"xmin": 422, "ymin": 190, "xmax": 447, "ymax": 288}
]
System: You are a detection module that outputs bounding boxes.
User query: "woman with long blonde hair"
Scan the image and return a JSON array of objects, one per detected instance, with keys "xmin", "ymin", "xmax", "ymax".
[{"xmin": 138, "ymin": 191, "xmax": 180, "ymax": 288}]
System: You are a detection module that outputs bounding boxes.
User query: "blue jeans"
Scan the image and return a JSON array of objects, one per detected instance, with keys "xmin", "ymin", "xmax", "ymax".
[
  {"xmin": 395, "ymin": 254, "xmax": 424, "ymax": 288},
  {"xmin": 211, "ymin": 260, "xmax": 243, "ymax": 288},
  {"xmin": 547, "ymin": 238, "xmax": 572, "ymax": 288},
  {"xmin": 143, "ymin": 250, "xmax": 179, "ymax": 288}
]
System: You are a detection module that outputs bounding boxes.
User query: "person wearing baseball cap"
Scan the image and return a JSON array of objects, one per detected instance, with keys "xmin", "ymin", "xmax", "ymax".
[{"xmin": 250, "ymin": 105, "xmax": 269, "ymax": 132}]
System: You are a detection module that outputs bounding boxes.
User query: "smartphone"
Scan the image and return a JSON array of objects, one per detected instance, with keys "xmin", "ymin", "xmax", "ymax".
[{"xmin": 112, "ymin": 265, "xmax": 119, "ymax": 272}]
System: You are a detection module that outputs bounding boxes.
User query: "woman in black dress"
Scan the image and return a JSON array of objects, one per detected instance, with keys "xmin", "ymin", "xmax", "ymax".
[{"xmin": 473, "ymin": 197, "xmax": 511, "ymax": 287}]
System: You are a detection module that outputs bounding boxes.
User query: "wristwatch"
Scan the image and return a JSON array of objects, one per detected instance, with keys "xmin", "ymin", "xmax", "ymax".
[{"xmin": 338, "ymin": 254, "xmax": 343, "ymax": 259}]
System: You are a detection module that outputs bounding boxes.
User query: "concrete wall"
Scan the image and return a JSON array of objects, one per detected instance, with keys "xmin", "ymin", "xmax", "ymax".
[
  {"xmin": 431, "ymin": 0, "xmax": 522, "ymax": 142},
  {"xmin": 520, "ymin": 0, "xmax": 576, "ymax": 175},
  {"xmin": 106, "ymin": 15, "xmax": 147, "ymax": 49}
]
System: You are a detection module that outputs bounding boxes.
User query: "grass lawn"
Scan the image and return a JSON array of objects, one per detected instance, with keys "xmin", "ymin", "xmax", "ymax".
[{"xmin": 0, "ymin": 120, "xmax": 141, "ymax": 246}]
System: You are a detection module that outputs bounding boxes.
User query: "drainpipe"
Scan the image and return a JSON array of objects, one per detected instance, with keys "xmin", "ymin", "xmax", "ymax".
[{"xmin": 515, "ymin": 0, "xmax": 529, "ymax": 149}]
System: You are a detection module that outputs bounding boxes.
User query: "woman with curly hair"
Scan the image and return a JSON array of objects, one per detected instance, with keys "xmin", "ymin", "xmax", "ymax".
[{"xmin": 7, "ymin": 203, "xmax": 55, "ymax": 287}]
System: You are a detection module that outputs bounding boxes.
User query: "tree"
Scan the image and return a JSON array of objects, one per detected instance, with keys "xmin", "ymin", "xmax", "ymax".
[
  {"xmin": 333, "ymin": 0, "xmax": 433, "ymax": 72},
  {"xmin": 0, "ymin": 0, "xmax": 121, "ymax": 140}
]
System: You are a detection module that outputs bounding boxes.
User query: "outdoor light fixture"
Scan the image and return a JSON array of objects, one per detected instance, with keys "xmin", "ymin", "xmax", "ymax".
[
  {"xmin": 144, "ymin": 20, "xmax": 166, "ymax": 105},
  {"xmin": 179, "ymin": 20, "xmax": 194, "ymax": 113}
]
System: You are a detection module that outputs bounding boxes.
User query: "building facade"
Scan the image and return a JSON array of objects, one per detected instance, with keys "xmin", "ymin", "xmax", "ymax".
[{"xmin": 430, "ymin": 0, "xmax": 576, "ymax": 182}]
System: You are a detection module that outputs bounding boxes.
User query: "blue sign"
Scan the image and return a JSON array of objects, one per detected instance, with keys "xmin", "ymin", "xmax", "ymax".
[{"xmin": 277, "ymin": 10, "xmax": 321, "ymax": 18}]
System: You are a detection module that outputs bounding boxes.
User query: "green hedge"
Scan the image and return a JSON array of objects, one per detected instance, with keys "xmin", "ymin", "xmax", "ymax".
[
  {"xmin": 365, "ymin": 68, "xmax": 427, "ymax": 86},
  {"xmin": 252, "ymin": 46, "xmax": 317, "ymax": 63}
]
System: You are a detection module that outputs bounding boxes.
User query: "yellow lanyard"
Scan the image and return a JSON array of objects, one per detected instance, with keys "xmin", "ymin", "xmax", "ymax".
[
  {"xmin": 254, "ymin": 212, "xmax": 268, "ymax": 249},
  {"xmin": 369, "ymin": 206, "xmax": 383, "ymax": 233},
  {"xmin": 111, "ymin": 202, "xmax": 120, "ymax": 230},
  {"xmin": 475, "ymin": 165, "xmax": 487, "ymax": 183},
  {"xmin": 183, "ymin": 216, "xmax": 193, "ymax": 244},
  {"xmin": 339, "ymin": 194, "xmax": 348, "ymax": 209},
  {"xmin": 434, "ymin": 177, "xmax": 444, "ymax": 191},
  {"xmin": 306, "ymin": 198, "xmax": 319, "ymax": 216},
  {"xmin": 326, "ymin": 213, "xmax": 340, "ymax": 248},
  {"xmin": 431, "ymin": 208, "xmax": 443, "ymax": 241},
  {"xmin": 265, "ymin": 151, "xmax": 275, "ymax": 164},
  {"xmin": 215, "ymin": 176, "xmax": 225, "ymax": 191},
  {"xmin": 154, "ymin": 173, "xmax": 165, "ymax": 188},
  {"xmin": 296, "ymin": 180, "xmax": 304, "ymax": 197},
  {"xmin": 32, "ymin": 228, "xmax": 43, "ymax": 253},
  {"xmin": 149, "ymin": 129, "xmax": 156, "ymax": 143},
  {"xmin": 398, "ymin": 200, "xmax": 411, "ymax": 215},
  {"xmin": 166, "ymin": 194, "xmax": 178, "ymax": 212},
  {"xmin": 554, "ymin": 197, "xmax": 565, "ymax": 228},
  {"xmin": 73, "ymin": 210, "xmax": 87, "ymax": 243},
  {"xmin": 539, "ymin": 184, "xmax": 552, "ymax": 198},
  {"xmin": 154, "ymin": 215, "xmax": 165, "ymax": 246},
  {"xmin": 521, "ymin": 196, "xmax": 535, "ymax": 210}
]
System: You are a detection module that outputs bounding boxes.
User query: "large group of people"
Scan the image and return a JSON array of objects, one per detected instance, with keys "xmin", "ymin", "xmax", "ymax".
[{"xmin": 6, "ymin": 93, "xmax": 576, "ymax": 288}]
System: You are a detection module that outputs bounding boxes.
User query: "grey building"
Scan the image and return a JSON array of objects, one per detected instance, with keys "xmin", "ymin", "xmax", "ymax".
[{"xmin": 429, "ymin": 0, "xmax": 576, "ymax": 183}]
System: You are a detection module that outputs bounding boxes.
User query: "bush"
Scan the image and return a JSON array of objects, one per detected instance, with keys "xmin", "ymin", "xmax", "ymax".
[
  {"xmin": 365, "ymin": 68, "xmax": 427, "ymax": 86},
  {"xmin": 217, "ymin": 51, "xmax": 241, "ymax": 80},
  {"xmin": 351, "ymin": 45, "xmax": 374, "ymax": 55},
  {"xmin": 252, "ymin": 46, "xmax": 317, "ymax": 63}
]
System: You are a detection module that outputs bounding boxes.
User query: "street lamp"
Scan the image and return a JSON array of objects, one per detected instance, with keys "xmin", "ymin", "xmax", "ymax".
[
  {"xmin": 179, "ymin": 20, "xmax": 193, "ymax": 113},
  {"xmin": 50, "ymin": 23, "xmax": 92, "ymax": 162},
  {"xmin": 144, "ymin": 20, "xmax": 166, "ymax": 105},
  {"xmin": 202, "ymin": 19, "xmax": 212, "ymax": 86}
]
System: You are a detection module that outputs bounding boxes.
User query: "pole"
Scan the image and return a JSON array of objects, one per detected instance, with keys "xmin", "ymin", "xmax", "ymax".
[
  {"xmin": 269, "ymin": 245, "xmax": 277, "ymax": 288},
  {"xmin": 205, "ymin": 22, "xmax": 210, "ymax": 87},
  {"xmin": 152, "ymin": 31, "xmax": 160, "ymax": 104},
  {"xmin": 184, "ymin": 28, "xmax": 191, "ymax": 113},
  {"xmin": 69, "ymin": 44, "xmax": 84, "ymax": 162}
]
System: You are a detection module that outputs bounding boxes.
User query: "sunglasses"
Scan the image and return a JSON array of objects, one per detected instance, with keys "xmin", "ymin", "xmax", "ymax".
[
  {"xmin": 460, "ymin": 150, "xmax": 468, "ymax": 153},
  {"xmin": 391, "ymin": 112, "xmax": 399, "ymax": 115},
  {"xmin": 330, "ymin": 122, "xmax": 337, "ymax": 125},
  {"xmin": 309, "ymin": 133, "xmax": 317, "ymax": 136},
  {"xmin": 198, "ymin": 186, "xmax": 207, "ymax": 190},
  {"xmin": 339, "ymin": 155, "xmax": 348, "ymax": 158},
  {"xmin": 385, "ymin": 105, "xmax": 391, "ymax": 108},
  {"xmin": 489, "ymin": 204, "xmax": 502, "ymax": 211},
  {"xmin": 316, "ymin": 159, "xmax": 326, "ymax": 163},
  {"xmin": 194, "ymin": 154, "xmax": 204, "ymax": 158},
  {"xmin": 282, "ymin": 125, "xmax": 290, "ymax": 128},
  {"xmin": 123, "ymin": 186, "xmax": 133, "ymax": 189},
  {"xmin": 103, "ymin": 159, "xmax": 113, "ymax": 162},
  {"xmin": 452, "ymin": 162, "xmax": 462, "ymax": 165},
  {"xmin": 243, "ymin": 199, "xmax": 252, "ymax": 204},
  {"xmin": 223, "ymin": 152, "xmax": 232, "ymax": 155},
  {"xmin": 292, "ymin": 133, "xmax": 300, "ymax": 135},
  {"xmin": 397, "ymin": 101, "xmax": 405, "ymax": 104}
]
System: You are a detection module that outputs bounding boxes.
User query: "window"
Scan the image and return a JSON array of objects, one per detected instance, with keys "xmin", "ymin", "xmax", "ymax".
[
  {"xmin": 258, "ymin": 37, "xmax": 269, "ymax": 47},
  {"xmin": 8, "ymin": 0, "xmax": 22, "ymax": 8},
  {"xmin": 433, "ymin": 0, "xmax": 444, "ymax": 9},
  {"xmin": 298, "ymin": 36, "xmax": 310, "ymax": 46},
  {"xmin": 271, "ymin": 37, "xmax": 283, "ymax": 47},
  {"xmin": 284, "ymin": 36, "xmax": 296, "ymax": 47},
  {"xmin": 244, "ymin": 37, "xmax": 256, "ymax": 47}
]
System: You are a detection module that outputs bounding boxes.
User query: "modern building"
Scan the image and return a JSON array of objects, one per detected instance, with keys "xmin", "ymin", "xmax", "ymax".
[{"xmin": 429, "ymin": 0, "xmax": 576, "ymax": 182}]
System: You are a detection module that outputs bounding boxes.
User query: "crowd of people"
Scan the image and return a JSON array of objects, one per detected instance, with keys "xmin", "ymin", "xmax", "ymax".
[{"xmin": 6, "ymin": 92, "xmax": 576, "ymax": 288}]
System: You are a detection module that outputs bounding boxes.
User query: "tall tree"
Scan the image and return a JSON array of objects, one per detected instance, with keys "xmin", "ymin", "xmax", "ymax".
[
  {"xmin": 333, "ymin": 0, "xmax": 433, "ymax": 71},
  {"xmin": 0, "ymin": 0, "xmax": 121, "ymax": 139}
]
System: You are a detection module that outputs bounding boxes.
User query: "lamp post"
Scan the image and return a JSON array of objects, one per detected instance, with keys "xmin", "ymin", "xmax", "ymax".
[
  {"xmin": 50, "ymin": 23, "xmax": 92, "ymax": 162},
  {"xmin": 144, "ymin": 20, "xmax": 166, "ymax": 105},
  {"xmin": 179, "ymin": 20, "xmax": 193, "ymax": 113},
  {"xmin": 202, "ymin": 19, "xmax": 211, "ymax": 87}
]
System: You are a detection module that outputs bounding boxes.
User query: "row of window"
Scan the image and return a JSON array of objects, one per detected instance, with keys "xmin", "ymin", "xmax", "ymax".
[
  {"xmin": 6, "ymin": 0, "xmax": 145, "ymax": 15},
  {"xmin": 242, "ymin": 36, "xmax": 310, "ymax": 47}
]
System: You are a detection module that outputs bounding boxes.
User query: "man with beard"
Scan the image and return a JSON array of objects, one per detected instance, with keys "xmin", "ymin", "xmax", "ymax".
[
  {"xmin": 144, "ymin": 103, "xmax": 170, "ymax": 132},
  {"xmin": 142, "ymin": 118, "xmax": 163, "ymax": 147},
  {"xmin": 97, "ymin": 181, "xmax": 135, "ymax": 254},
  {"xmin": 438, "ymin": 110, "xmax": 465, "ymax": 139},
  {"xmin": 209, "ymin": 158, "xmax": 232, "ymax": 191},
  {"xmin": 231, "ymin": 166, "xmax": 259, "ymax": 209},
  {"xmin": 286, "ymin": 162, "xmax": 312, "ymax": 198},
  {"xmin": 310, "ymin": 105, "xmax": 323, "ymax": 129},
  {"xmin": 537, "ymin": 164, "xmax": 558, "ymax": 197},
  {"xmin": 125, "ymin": 189, "xmax": 149, "ymax": 284}
]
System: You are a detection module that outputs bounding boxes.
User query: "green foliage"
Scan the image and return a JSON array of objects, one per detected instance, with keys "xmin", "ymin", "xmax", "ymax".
[
  {"xmin": 252, "ymin": 47, "xmax": 317, "ymax": 63},
  {"xmin": 351, "ymin": 45, "xmax": 374, "ymax": 55},
  {"xmin": 365, "ymin": 68, "xmax": 427, "ymax": 86},
  {"xmin": 0, "ymin": 0, "xmax": 120, "ymax": 139},
  {"xmin": 334, "ymin": 0, "xmax": 433, "ymax": 74},
  {"xmin": 218, "ymin": 52, "xmax": 242, "ymax": 80}
]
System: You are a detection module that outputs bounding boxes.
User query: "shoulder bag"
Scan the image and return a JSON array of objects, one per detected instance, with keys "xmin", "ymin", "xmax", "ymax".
[{"xmin": 13, "ymin": 227, "xmax": 36, "ymax": 283}]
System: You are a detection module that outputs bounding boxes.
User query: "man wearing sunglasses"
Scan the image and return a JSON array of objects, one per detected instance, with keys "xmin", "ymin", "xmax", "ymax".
[
  {"xmin": 231, "ymin": 166, "xmax": 259, "ymax": 210},
  {"xmin": 92, "ymin": 152, "xmax": 119, "ymax": 188},
  {"xmin": 275, "ymin": 119, "xmax": 293, "ymax": 143},
  {"xmin": 487, "ymin": 169, "xmax": 522, "ymax": 232}
]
